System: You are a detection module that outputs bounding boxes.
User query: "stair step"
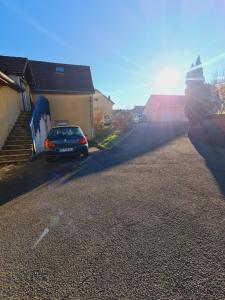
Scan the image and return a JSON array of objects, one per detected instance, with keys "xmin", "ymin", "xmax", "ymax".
[
  {"xmin": 10, "ymin": 132, "xmax": 30, "ymax": 137},
  {"xmin": 8, "ymin": 135, "xmax": 31, "ymax": 140},
  {"xmin": 5, "ymin": 140, "xmax": 32, "ymax": 145},
  {"xmin": 0, "ymin": 149, "xmax": 32, "ymax": 155},
  {"xmin": 3, "ymin": 144, "xmax": 33, "ymax": 150},
  {"xmin": 0, "ymin": 159, "xmax": 29, "ymax": 165},
  {"xmin": 0, "ymin": 154, "xmax": 30, "ymax": 162},
  {"xmin": 15, "ymin": 122, "xmax": 30, "ymax": 126}
]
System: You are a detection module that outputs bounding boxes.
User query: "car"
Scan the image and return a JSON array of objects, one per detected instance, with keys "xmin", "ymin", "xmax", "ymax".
[
  {"xmin": 104, "ymin": 115, "xmax": 112, "ymax": 126},
  {"xmin": 44, "ymin": 126, "xmax": 89, "ymax": 162},
  {"xmin": 133, "ymin": 113, "xmax": 145, "ymax": 123}
]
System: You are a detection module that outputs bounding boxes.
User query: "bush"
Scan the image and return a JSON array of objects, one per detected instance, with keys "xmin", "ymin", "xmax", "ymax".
[{"xmin": 113, "ymin": 110, "xmax": 132, "ymax": 132}]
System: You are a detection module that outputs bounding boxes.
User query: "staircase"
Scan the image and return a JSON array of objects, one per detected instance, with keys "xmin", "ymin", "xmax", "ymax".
[{"xmin": 0, "ymin": 111, "xmax": 33, "ymax": 165}]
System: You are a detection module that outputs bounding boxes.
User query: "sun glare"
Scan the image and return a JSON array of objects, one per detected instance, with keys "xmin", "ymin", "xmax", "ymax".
[{"xmin": 154, "ymin": 66, "xmax": 180, "ymax": 94}]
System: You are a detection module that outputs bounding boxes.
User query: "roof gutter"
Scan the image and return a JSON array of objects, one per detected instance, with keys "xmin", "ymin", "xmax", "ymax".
[
  {"xmin": 0, "ymin": 71, "xmax": 24, "ymax": 92},
  {"xmin": 31, "ymin": 89, "xmax": 95, "ymax": 95}
]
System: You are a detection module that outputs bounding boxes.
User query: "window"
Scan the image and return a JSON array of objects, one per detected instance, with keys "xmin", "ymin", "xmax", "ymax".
[
  {"xmin": 48, "ymin": 127, "xmax": 83, "ymax": 139},
  {"xmin": 55, "ymin": 120, "xmax": 69, "ymax": 126},
  {"xmin": 55, "ymin": 66, "xmax": 64, "ymax": 73}
]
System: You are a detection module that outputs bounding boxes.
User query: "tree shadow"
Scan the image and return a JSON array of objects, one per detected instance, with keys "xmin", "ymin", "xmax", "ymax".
[
  {"xmin": 61, "ymin": 122, "xmax": 188, "ymax": 184},
  {"xmin": 190, "ymin": 137, "xmax": 225, "ymax": 196}
]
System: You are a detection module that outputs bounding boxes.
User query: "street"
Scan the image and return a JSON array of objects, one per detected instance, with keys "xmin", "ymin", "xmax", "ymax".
[{"xmin": 1, "ymin": 123, "xmax": 225, "ymax": 299}]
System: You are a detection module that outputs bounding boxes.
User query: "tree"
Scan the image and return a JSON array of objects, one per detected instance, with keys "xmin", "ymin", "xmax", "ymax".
[
  {"xmin": 94, "ymin": 108, "xmax": 104, "ymax": 130},
  {"xmin": 217, "ymin": 84, "xmax": 225, "ymax": 113},
  {"xmin": 185, "ymin": 56, "xmax": 221, "ymax": 124}
]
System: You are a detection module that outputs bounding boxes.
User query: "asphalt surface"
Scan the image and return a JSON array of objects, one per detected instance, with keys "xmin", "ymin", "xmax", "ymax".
[{"xmin": 1, "ymin": 122, "xmax": 225, "ymax": 299}]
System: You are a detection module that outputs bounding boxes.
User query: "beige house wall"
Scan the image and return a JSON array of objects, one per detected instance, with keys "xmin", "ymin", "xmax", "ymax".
[
  {"xmin": 93, "ymin": 91, "xmax": 113, "ymax": 122},
  {"xmin": 32, "ymin": 93, "xmax": 94, "ymax": 139},
  {"xmin": 0, "ymin": 86, "xmax": 21, "ymax": 149}
]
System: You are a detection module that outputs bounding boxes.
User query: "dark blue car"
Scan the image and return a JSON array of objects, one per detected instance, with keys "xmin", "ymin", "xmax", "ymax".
[{"xmin": 44, "ymin": 126, "xmax": 89, "ymax": 162}]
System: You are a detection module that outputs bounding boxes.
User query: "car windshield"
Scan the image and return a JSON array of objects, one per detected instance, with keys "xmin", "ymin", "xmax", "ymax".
[{"xmin": 48, "ymin": 127, "xmax": 82, "ymax": 139}]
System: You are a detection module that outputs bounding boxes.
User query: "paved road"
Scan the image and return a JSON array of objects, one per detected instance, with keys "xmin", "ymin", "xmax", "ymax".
[{"xmin": 1, "ymin": 123, "xmax": 225, "ymax": 299}]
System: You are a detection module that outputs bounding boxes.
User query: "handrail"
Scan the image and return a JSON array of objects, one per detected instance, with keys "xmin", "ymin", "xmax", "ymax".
[{"xmin": 29, "ymin": 96, "xmax": 50, "ymax": 154}]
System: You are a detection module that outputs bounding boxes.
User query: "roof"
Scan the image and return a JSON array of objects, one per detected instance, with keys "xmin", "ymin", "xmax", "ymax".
[
  {"xmin": 30, "ymin": 60, "xmax": 95, "ymax": 93},
  {"xmin": 0, "ymin": 55, "xmax": 28, "ymax": 75},
  {"xmin": 0, "ymin": 70, "xmax": 23, "ymax": 92},
  {"xmin": 132, "ymin": 105, "xmax": 145, "ymax": 114},
  {"xmin": 95, "ymin": 89, "xmax": 115, "ymax": 104},
  {"xmin": 146, "ymin": 95, "xmax": 185, "ymax": 107}
]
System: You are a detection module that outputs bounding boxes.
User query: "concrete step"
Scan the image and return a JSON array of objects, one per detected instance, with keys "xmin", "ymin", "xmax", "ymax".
[
  {"xmin": 5, "ymin": 140, "xmax": 32, "ymax": 146},
  {"xmin": 0, "ymin": 158, "xmax": 29, "ymax": 165},
  {"xmin": 10, "ymin": 132, "xmax": 30, "ymax": 137},
  {"xmin": 0, "ymin": 149, "xmax": 32, "ymax": 155},
  {"xmin": 7, "ymin": 136, "xmax": 31, "ymax": 141},
  {"xmin": 2, "ymin": 144, "xmax": 33, "ymax": 150},
  {"xmin": 14, "ymin": 122, "xmax": 30, "ymax": 126},
  {"xmin": 8, "ymin": 135, "xmax": 31, "ymax": 140},
  {"xmin": 13, "ymin": 127, "xmax": 30, "ymax": 131},
  {"xmin": 0, "ymin": 153, "xmax": 30, "ymax": 162}
]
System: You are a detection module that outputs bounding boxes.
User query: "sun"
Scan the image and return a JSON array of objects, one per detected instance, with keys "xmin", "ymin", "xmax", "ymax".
[{"xmin": 154, "ymin": 66, "xmax": 180, "ymax": 94}]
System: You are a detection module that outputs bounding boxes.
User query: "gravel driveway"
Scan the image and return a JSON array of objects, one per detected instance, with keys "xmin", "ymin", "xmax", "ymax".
[{"xmin": 1, "ymin": 123, "xmax": 225, "ymax": 299}]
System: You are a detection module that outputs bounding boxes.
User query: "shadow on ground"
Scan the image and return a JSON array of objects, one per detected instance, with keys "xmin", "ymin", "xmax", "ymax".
[
  {"xmin": 61, "ymin": 122, "xmax": 188, "ymax": 185},
  {"xmin": 0, "ymin": 155, "xmax": 86, "ymax": 206},
  {"xmin": 190, "ymin": 137, "xmax": 225, "ymax": 196},
  {"xmin": 0, "ymin": 122, "xmax": 187, "ymax": 206}
]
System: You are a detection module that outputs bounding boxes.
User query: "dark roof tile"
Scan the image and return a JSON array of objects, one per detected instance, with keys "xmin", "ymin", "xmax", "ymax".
[
  {"xmin": 0, "ymin": 55, "xmax": 27, "ymax": 74},
  {"xmin": 30, "ymin": 60, "xmax": 94, "ymax": 93}
]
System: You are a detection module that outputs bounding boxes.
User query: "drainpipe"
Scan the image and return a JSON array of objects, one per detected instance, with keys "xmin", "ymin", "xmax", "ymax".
[{"xmin": 89, "ymin": 95, "xmax": 94, "ymax": 139}]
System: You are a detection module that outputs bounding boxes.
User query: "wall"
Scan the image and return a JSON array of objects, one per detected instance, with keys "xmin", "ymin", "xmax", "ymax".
[
  {"xmin": 144, "ymin": 102, "xmax": 187, "ymax": 122},
  {"xmin": 0, "ymin": 86, "xmax": 21, "ymax": 149},
  {"xmin": 93, "ymin": 91, "xmax": 113, "ymax": 121},
  {"xmin": 143, "ymin": 101, "xmax": 159, "ymax": 121},
  {"xmin": 32, "ymin": 93, "xmax": 94, "ymax": 139}
]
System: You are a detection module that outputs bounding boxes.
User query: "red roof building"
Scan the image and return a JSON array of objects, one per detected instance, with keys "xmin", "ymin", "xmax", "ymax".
[{"xmin": 144, "ymin": 94, "xmax": 187, "ymax": 122}]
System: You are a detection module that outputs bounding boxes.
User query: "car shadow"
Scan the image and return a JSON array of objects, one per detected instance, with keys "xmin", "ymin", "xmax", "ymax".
[{"xmin": 189, "ymin": 137, "xmax": 225, "ymax": 196}]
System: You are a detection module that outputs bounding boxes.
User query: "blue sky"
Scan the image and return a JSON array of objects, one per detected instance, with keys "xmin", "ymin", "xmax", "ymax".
[{"xmin": 1, "ymin": 0, "xmax": 225, "ymax": 108}]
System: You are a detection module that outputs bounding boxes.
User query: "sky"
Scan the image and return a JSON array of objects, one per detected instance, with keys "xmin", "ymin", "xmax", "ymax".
[{"xmin": 1, "ymin": 0, "xmax": 225, "ymax": 108}]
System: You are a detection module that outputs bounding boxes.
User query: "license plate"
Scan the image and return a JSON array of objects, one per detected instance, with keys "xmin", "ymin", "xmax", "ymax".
[{"xmin": 59, "ymin": 148, "xmax": 74, "ymax": 153}]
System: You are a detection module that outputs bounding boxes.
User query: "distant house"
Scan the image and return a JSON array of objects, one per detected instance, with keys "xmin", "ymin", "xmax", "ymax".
[
  {"xmin": 93, "ymin": 89, "xmax": 114, "ymax": 127},
  {"xmin": 132, "ymin": 105, "xmax": 145, "ymax": 116},
  {"xmin": 144, "ymin": 94, "xmax": 187, "ymax": 122}
]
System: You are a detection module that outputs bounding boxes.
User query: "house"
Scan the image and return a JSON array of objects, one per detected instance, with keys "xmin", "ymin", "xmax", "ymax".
[
  {"xmin": 0, "ymin": 55, "xmax": 103, "ymax": 164},
  {"xmin": 132, "ymin": 106, "xmax": 145, "ymax": 116},
  {"xmin": 144, "ymin": 94, "xmax": 187, "ymax": 122},
  {"xmin": 93, "ymin": 89, "xmax": 114, "ymax": 127},
  {"xmin": 30, "ymin": 60, "xmax": 95, "ymax": 138}
]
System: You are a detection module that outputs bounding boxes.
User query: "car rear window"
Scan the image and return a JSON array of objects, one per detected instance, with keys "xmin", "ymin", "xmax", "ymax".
[{"xmin": 48, "ymin": 127, "xmax": 83, "ymax": 139}]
